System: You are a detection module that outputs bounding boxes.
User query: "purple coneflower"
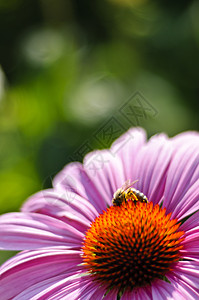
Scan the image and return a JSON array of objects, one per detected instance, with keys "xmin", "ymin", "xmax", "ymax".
[{"xmin": 0, "ymin": 128, "xmax": 199, "ymax": 299}]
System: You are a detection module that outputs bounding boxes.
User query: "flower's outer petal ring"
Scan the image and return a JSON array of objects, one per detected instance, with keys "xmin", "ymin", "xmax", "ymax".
[
  {"xmin": 180, "ymin": 210, "xmax": 199, "ymax": 232},
  {"xmin": 171, "ymin": 131, "xmax": 199, "ymax": 149},
  {"xmin": 167, "ymin": 261, "xmax": 199, "ymax": 300},
  {"xmin": 102, "ymin": 287, "xmax": 118, "ymax": 300},
  {"xmin": 110, "ymin": 127, "xmax": 146, "ymax": 181},
  {"xmin": 132, "ymin": 134, "xmax": 172, "ymax": 205},
  {"xmin": 53, "ymin": 161, "xmax": 110, "ymax": 212},
  {"xmin": 83, "ymin": 149, "xmax": 126, "ymax": 207},
  {"xmin": 121, "ymin": 285, "xmax": 151, "ymax": 300},
  {"xmin": 43, "ymin": 278, "xmax": 107, "ymax": 300},
  {"xmin": 180, "ymin": 211, "xmax": 199, "ymax": 261},
  {"xmin": 22, "ymin": 189, "xmax": 99, "ymax": 232},
  {"xmin": 163, "ymin": 142, "xmax": 199, "ymax": 219},
  {"xmin": 0, "ymin": 248, "xmax": 82, "ymax": 300},
  {"xmin": 151, "ymin": 279, "xmax": 187, "ymax": 300},
  {"xmin": 12, "ymin": 273, "xmax": 107, "ymax": 300},
  {"xmin": 171, "ymin": 178, "xmax": 199, "ymax": 220},
  {"xmin": 171, "ymin": 261, "xmax": 199, "ymax": 291},
  {"xmin": 0, "ymin": 212, "xmax": 84, "ymax": 250},
  {"xmin": 168, "ymin": 276, "xmax": 199, "ymax": 300}
]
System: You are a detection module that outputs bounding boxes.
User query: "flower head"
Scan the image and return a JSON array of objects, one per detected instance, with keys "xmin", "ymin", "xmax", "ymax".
[
  {"xmin": 0, "ymin": 128, "xmax": 199, "ymax": 299},
  {"xmin": 82, "ymin": 201, "xmax": 184, "ymax": 292}
]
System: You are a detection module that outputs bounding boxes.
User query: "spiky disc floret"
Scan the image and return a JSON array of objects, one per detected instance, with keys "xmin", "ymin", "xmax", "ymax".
[{"xmin": 82, "ymin": 201, "xmax": 184, "ymax": 292}]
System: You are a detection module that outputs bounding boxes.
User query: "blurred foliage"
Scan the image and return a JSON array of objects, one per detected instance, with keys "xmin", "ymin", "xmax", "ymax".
[{"xmin": 0, "ymin": 0, "xmax": 199, "ymax": 263}]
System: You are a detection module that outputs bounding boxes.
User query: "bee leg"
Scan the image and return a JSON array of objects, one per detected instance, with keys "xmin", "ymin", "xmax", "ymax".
[{"xmin": 126, "ymin": 190, "xmax": 138, "ymax": 202}]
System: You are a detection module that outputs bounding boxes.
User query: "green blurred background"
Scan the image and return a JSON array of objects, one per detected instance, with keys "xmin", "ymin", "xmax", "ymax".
[{"xmin": 0, "ymin": 0, "xmax": 199, "ymax": 263}]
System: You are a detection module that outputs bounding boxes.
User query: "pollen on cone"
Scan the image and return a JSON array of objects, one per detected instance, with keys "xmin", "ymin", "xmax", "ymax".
[{"xmin": 82, "ymin": 201, "xmax": 184, "ymax": 292}]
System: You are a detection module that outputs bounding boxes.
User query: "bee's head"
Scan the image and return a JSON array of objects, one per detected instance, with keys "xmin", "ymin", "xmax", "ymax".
[{"xmin": 113, "ymin": 188, "xmax": 123, "ymax": 199}]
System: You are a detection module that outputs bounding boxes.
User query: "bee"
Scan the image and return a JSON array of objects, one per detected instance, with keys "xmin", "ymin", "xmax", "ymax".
[{"xmin": 112, "ymin": 180, "xmax": 148, "ymax": 206}]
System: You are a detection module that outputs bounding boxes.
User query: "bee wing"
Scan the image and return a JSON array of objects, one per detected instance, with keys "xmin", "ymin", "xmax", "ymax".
[
  {"xmin": 121, "ymin": 179, "xmax": 131, "ymax": 190},
  {"xmin": 121, "ymin": 179, "xmax": 139, "ymax": 191}
]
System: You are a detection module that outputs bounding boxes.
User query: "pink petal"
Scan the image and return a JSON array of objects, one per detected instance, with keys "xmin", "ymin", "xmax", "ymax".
[
  {"xmin": 181, "ymin": 231, "xmax": 199, "ymax": 261},
  {"xmin": 163, "ymin": 143, "xmax": 199, "ymax": 218},
  {"xmin": 13, "ymin": 273, "xmax": 69, "ymax": 300},
  {"xmin": 22, "ymin": 189, "xmax": 99, "ymax": 232},
  {"xmin": 84, "ymin": 149, "xmax": 126, "ymax": 206},
  {"xmin": 132, "ymin": 134, "xmax": 172, "ymax": 204},
  {"xmin": 75, "ymin": 281, "xmax": 107, "ymax": 300},
  {"xmin": 52, "ymin": 280, "xmax": 106, "ymax": 300},
  {"xmin": 178, "ymin": 211, "xmax": 199, "ymax": 261},
  {"xmin": 171, "ymin": 179, "xmax": 199, "ymax": 220},
  {"xmin": 110, "ymin": 127, "xmax": 146, "ymax": 180},
  {"xmin": 172, "ymin": 261, "xmax": 199, "ymax": 290},
  {"xmin": 0, "ymin": 249, "xmax": 82, "ymax": 300},
  {"xmin": 151, "ymin": 279, "xmax": 186, "ymax": 300},
  {"xmin": 121, "ymin": 286, "xmax": 151, "ymax": 300},
  {"xmin": 168, "ymin": 261, "xmax": 199, "ymax": 300},
  {"xmin": 0, "ymin": 212, "xmax": 84, "ymax": 250},
  {"xmin": 102, "ymin": 287, "xmax": 118, "ymax": 300},
  {"xmin": 168, "ymin": 276, "xmax": 199, "ymax": 300},
  {"xmin": 180, "ymin": 210, "xmax": 199, "ymax": 232},
  {"xmin": 23, "ymin": 275, "xmax": 104, "ymax": 300},
  {"xmin": 53, "ymin": 162, "xmax": 109, "ymax": 212},
  {"xmin": 171, "ymin": 131, "xmax": 199, "ymax": 149}
]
